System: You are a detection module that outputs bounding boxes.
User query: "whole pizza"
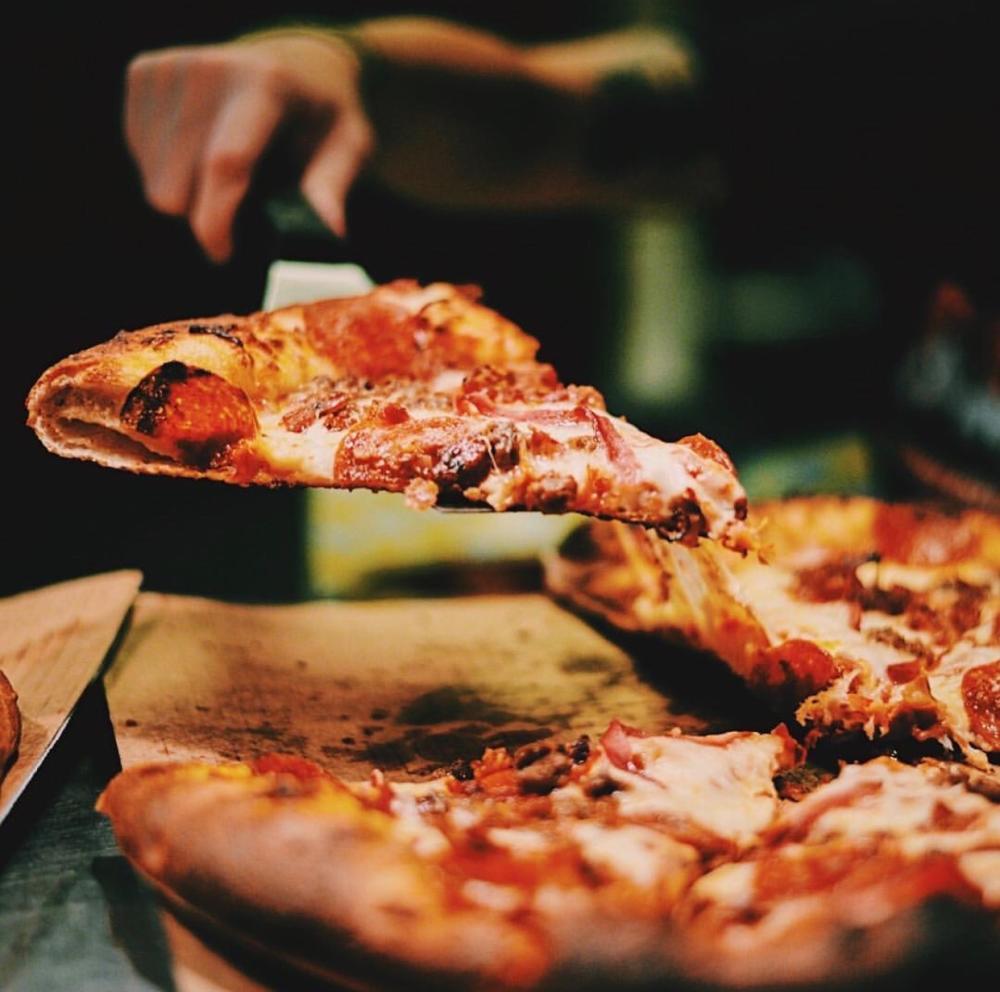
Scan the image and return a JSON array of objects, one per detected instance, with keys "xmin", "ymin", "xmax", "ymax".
[{"xmin": 25, "ymin": 281, "xmax": 1000, "ymax": 988}]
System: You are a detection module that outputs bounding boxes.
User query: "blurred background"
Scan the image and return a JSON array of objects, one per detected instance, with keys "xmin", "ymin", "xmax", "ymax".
[{"xmin": 4, "ymin": 0, "xmax": 996, "ymax": 600}]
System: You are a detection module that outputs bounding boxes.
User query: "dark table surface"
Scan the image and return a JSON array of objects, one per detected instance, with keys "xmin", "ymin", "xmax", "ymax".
[{"xmin": 0, "ymin": 682, "xmax": 173, "ymax": 992}]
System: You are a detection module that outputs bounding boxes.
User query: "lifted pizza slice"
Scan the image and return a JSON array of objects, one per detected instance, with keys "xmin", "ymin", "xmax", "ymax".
[{"xmin": 27, "ymin": 281, "xmax": 751, "ymax": 549}]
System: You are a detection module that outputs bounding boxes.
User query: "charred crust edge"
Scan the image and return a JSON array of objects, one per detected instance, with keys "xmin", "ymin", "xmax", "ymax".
[{"xmin": 188, "ymin": 323, "xmax": 243, "ymax": 348}]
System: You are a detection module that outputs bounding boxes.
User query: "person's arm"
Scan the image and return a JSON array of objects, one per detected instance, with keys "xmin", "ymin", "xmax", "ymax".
[
  {"xmin": 124, "ymin": 17, "xmax": 704, "ymax": 262},
  {"xmin": 357, "ymin": 18, "xmax": 706, "ymax": 211}
]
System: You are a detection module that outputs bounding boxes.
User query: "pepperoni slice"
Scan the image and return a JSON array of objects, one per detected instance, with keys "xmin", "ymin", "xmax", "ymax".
[
  {"xmin": 459, "ymin": 392, "xmax": 591, "ymax": 428},
  {"xmin": 761, "ymin": 640, "xmax": 840, "ymax": 697},
  {"xmin": 304, "ymin": 298, "xmax": 424, "ymax": 380},
  {"xmin": 873, "ymin": 504, "xmax": 979, "ymax": 565},
  {"xmin": 599, "ymin": 719, "xmax": 646, "ymax": 772},
  {"xmin": 588, "ymin": 411, "xmax": 640, "ymax": 478},
  {"xmin": 677, "ymin": 434, "xmax": 736, "ymax": 474},
  {"xmin": 459, "ymin": 395, "xmax": 642, "ymax": 475},
  {"xmin": 121, "ymin": 361, "xmax": 256, "ymax": 467},
  {"xmin": 886, "ymin": 660, "xmax": 923, "ymax": 684},
  {"xmin": 250, "ymin": 754, "xmax": 330, "ymax": 780},
  {"xmin": 962, "ymin": 660, "xmax": 1000, "ymax": 750},
  {"xmin": 755, "ymin": 848, "xmax": 975, "ymax": 908}
]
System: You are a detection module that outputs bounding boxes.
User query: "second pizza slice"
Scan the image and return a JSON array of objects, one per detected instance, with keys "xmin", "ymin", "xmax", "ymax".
[{"xmin": 546, "ymin": 497, "xmax": 1000, "ymax": 768}]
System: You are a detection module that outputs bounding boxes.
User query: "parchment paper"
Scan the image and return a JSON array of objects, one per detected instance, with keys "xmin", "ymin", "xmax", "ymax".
[
  {"xmin": 106, "ymin": 591, "xmax": 713, "ymax": 779},
  {"xmin": 0, "ymin": 570, "xmax": 142, "ymax": 823}
]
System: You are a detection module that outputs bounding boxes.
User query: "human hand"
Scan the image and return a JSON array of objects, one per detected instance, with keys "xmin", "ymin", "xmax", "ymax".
[{"xmin": 125, "ymin": 32, "xmax": 373, "ymax": 262}]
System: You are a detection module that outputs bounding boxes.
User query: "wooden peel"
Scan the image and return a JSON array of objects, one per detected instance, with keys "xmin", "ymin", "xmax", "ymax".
[{"xmin": 0, "ymin": 570, "xmax": 142, "ymax": 823}]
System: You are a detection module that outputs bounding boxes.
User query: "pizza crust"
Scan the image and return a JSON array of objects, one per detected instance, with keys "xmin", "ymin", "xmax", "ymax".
[{"xmin": 98, "ymin": 763, "xmax": 551, "ymax": 988}]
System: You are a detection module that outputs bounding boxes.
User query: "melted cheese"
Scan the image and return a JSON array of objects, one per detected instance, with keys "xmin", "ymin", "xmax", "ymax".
[
  {"xmin": 569, "ymin": 821, "xmax": 699, "ymax": 889},
  {"xmin": 959, "ymin": 851, "xmax": 1000, "ymax": 907},
  {"xmin": 780, "ymin": 759, "xmax": 1000, "ymax": 858},
  {"xmin": 255, "ymin": 413, "xmax": 347, "ymax": 483},
  {"xmin": 927, "ymin": 642, "xmax": 998, "ymax": 750},
  {"xmin": 461, "ymin": 879, "xmax": 525, "ymax": 914},
  {"xmin": 586, "ymin": 732, "xmax": 789, "ymax": 850},
  {"xmin": 486, "ymin": 827, "xmax": 557, "ymax": 858},
  {"xmin": 685, "ymin": 861, "xmax": 755, "ymax": 911}
]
